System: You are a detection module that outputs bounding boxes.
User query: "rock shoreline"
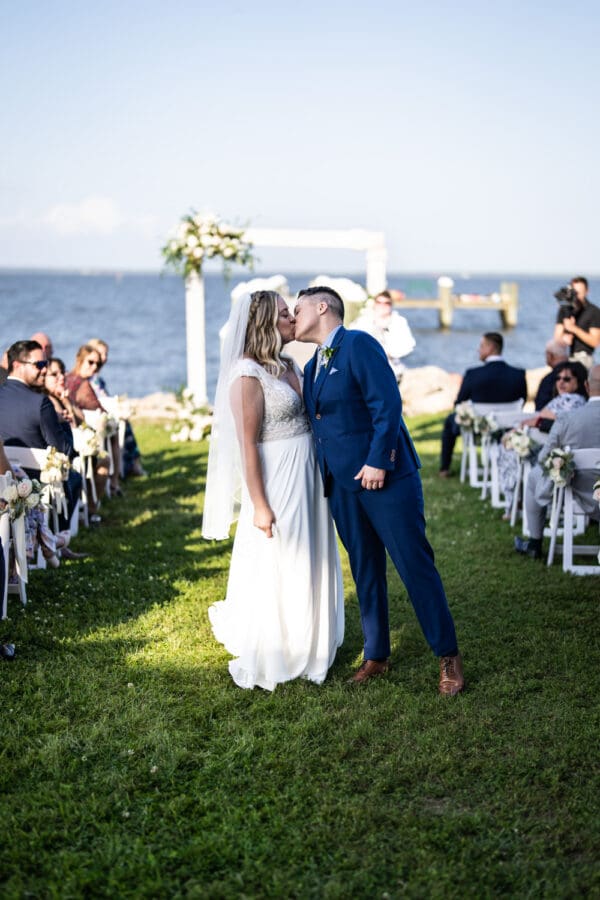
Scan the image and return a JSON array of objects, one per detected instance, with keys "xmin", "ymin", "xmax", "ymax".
[{"xmin": 131, "ymin": 365, "xmax": 547, "ymax": 420}]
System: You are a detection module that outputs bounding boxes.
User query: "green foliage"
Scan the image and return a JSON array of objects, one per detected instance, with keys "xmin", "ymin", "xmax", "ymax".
[{"xmin": 1, "ymin": 419, "xmax": 598, "ymax": 898}]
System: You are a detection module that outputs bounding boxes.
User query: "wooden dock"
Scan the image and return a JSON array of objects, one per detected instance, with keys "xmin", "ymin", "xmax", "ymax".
[{"xmin": 391, "ymin": 280, "xmax": 519, "ymax": 328}]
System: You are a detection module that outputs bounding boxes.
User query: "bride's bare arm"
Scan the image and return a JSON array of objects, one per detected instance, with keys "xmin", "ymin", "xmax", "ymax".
[{"xmin": 230, "ymin": 376, "xmax": 275, "ymax": 538}]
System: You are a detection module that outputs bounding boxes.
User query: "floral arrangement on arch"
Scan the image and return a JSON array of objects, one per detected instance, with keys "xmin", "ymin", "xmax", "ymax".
[
  {"xmin": 543, "ymin": 446, "xmax": 575, "ymax": 488},
  {"xmin": 162, "ymin": 211, "xmax": 255, "ymax": 278},
  {"xmin": 166, "ymin": 387, "xmax": 213, "ymax": 443},
  {"xmin": 0, "ymin": 473, "xmax": 45, "ymax": 521}
]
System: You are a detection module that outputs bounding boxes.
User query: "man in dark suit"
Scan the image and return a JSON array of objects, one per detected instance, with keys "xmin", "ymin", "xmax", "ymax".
[
  {"xmin": 439, "ymin": 332, "xmax": 528, "ymax": 476},
  {"xmin": 294, "ymin": 286, "xmax": 464, "ymax": 695},
  {"xmin": 0, "ymin": 340, "xmax": 81, "ymax": 532}
]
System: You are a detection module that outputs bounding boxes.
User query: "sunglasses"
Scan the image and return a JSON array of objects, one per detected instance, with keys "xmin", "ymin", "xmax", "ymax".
[
  {"xmin": 85, "ymin": 359, "xmax": 101, "ymax": 368},
  {"xmin": 23, "ymin": 359, "xmax": 48, "ymax": 371},
  {"xmin": 556, "ymin": 375, "xmax": 575, "ymax": 382}
]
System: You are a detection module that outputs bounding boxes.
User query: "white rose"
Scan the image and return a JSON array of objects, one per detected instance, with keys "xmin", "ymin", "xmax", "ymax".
[
  {"xmin": 4, "ymin": 485, "xmax": 18, "ymax": 502},
  {"xmin": 17, "ymin": 479, "xmax": 33, "ymax": 498},
  {"xmin": 25, "ymin": 493, "xmax": 40, "ymax": 509},
  {"xmin": 193, "ymin": 247, "xmax": 204, "ymax": 259},
  {"xmin": 186, "ymin": 235, "xmax": 199, "ymax": 248},
  {"xmin": 222, "ymin": 247, "xmax": 234, "ymax": 258}
]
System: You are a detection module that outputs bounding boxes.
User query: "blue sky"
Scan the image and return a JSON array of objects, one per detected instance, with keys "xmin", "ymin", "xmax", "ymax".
[{"xmin": 2, "ymin": 1, "xmax": 599, "ymax": 274}]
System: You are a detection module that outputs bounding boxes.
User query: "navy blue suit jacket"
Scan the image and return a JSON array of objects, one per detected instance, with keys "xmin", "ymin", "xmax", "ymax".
[
  {"xmin": 303, "ymin": 327, "xmax": 420, "ymax": 493},
  {"xmin": 455, "ymin": 360, "xmax": 527, "ymax": 405},
  {"xmin": 0, "ymin": 378, "xmax": 72, "ymax": 454}
]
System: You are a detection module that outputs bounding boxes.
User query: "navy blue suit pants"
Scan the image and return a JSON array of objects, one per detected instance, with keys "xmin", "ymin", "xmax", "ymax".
[{"xmin": 327, "ymin": 470, "xmax": 458, "ymax": 660}]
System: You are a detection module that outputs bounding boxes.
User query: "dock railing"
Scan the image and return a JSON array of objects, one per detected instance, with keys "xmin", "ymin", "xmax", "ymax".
[{"xmin": 392, "ymin": 278, "xmax": 518, "ymax": 328}]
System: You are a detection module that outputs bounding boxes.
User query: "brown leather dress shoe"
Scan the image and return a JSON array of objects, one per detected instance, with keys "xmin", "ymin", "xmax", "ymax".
[
  {"xmin": 349, "ymin": 658, "xmax": 390, "ymax": 685},
  {"xmin": 439, "ymin": 653, "xmax": 465, "ymax": 696}
]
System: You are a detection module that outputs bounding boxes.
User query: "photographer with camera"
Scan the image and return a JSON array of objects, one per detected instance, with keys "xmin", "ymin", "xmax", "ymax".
[{"xmin": 554, "ymin": 276, "xmax": 600, "ymax": 369}]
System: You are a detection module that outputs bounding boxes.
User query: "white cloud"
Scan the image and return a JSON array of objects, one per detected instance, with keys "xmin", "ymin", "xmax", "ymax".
[{"xmin": 41, "ymin": 195, "xmax": 123, "ymax": 236}]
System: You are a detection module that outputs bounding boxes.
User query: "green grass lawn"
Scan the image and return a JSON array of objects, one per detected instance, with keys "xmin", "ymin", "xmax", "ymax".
[{"xmin": 1, "ymin": 418, "xmax": 599, "ymax": 899}]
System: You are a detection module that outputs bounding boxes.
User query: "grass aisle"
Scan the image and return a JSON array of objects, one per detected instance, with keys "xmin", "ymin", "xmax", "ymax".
[{"xmin": 1, "ymin": 419, "xmax": 599, "ymax": 898}]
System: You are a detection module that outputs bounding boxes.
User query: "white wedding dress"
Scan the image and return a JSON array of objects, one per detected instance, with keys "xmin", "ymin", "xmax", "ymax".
[{"xmin": 208, "ymin": 359, "xmax": 344, "ymax": 690}]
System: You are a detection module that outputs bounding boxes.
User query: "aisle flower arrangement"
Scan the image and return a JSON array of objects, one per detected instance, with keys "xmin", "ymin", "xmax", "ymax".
[
  {"xmin": 502, "ymin": 428, "xmax": 540, "ymax": 460},
  {"xmin": 454, "ymin": 402, "xmax": 497, "ymax": 437},
  {"xmin": 0, "ymin": 474, "xmax": 45, "ymax": 520},
  {"xmin": 543, "ymin": 447, "xmax": 574, "ymax": 488},
  {"xmin": 162, "ymin": 211, "xmax": 255, "ymax": 278},
  {"xmin": 40, "ymin": 447, "xmax": 71, "ymax": 484},
  {"xmin": 166, "ymin": 388, "xmax": 212, "ymax": 443},
  {"xmin": 593, "ymin": 479, "xmax": 600, "ymax": 505}
]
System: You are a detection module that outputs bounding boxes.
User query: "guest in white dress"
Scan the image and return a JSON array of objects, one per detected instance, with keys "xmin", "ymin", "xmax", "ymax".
[
  {"xmin": 202, "ymin": 290, "xmax": 344, "ymax": 691},
  {"xmin": 350, "ymin": 290, "xmax": 415, "ymax": 381}
]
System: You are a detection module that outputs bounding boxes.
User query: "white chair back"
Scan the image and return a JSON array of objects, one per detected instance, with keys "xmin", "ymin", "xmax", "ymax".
[{"xmin": 547, "ymin": 447, "xmax": 600, "ymax": 574}]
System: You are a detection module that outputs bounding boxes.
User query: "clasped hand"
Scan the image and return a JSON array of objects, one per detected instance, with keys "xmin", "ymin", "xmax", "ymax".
[{"xmin": 354, "ymin": 464, "xmax": 386, "ymax": 490}]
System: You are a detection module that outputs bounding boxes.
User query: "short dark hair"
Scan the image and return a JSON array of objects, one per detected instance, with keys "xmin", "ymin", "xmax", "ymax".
[
  {"xmin": 571, "ymin": 276, "xmax": 588, "ymax": 291},
  {"xmin": 374, "ymin": 290, "xmax": 392, "ymax": 301},
  {"xmin": 7, "ymin": 340, "xmax": 42, "ymax": 373},
  {"xmin": 483, "ymin": 332, "xmax": 503, "ymax": 354},
  {"xmin": 297, "ymin": 285, "xmax": 345, "ymax": 321}
]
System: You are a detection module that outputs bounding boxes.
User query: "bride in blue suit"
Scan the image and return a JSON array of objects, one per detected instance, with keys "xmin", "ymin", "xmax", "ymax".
[{"xmin": 294, "ymin": 286, "xmax": 464, "ymax": 695}]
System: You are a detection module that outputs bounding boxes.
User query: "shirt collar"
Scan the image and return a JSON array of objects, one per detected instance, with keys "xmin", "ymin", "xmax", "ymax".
[
  {"xmin": 320, "ymin": 325, "xmax": 342, "ymax": 349},
  {"xmin": 484, "ymin": 355, "xmax": 503, "ymax": 363}
]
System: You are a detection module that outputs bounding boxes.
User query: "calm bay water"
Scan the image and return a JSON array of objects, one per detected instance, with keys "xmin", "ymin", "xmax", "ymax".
[{"xmin": 0, "ymin": 270, "xmax": 595, "ymax": 401}]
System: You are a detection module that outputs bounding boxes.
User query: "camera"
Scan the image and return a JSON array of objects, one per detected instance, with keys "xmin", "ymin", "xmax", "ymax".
[{"xmin": 554, "ymin": 284, "xmax": 579, "ymax": 314}]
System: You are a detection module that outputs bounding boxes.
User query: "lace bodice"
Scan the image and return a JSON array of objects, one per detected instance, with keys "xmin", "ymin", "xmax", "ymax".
[{"xmin": 231, "ymin": 358, "xmax": 310, "ymax": 442}]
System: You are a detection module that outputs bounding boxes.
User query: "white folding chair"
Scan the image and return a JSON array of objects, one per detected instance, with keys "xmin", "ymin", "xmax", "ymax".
[
  {"xmin": 3, "ymin": 446, "xmax": 54, "ymax": 569},
  {"xmin": 459, "ymin": 400, "xmax": 524, "ymax": 493},
  {"xmin": 546, "ymin": 448, "xmax": 600, "ymax": 574},
  {"xmin": 0, "ymin": 474, "xmax": 28, "ymax": 617},
  {"xmin": 480, "ymin": 409, "xmax": 529, "ymax": 506}
]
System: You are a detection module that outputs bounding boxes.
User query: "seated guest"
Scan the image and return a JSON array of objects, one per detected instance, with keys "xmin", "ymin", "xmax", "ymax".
[
  {"xmin": 0, "ymin": 350, "xmax": 8, "ymax": 386},
  {"xmin": 30, "ymin": 332, "xmax": 53, "ymax": 360},
  {"xmin": 350, "ymin": 290, "xmax": 416, "ymax": 381},
  {"xmin": 45, "ymin": 357, "xmax": 84, "ymax": 427},
  {"xmin": 65, "ymin": 345, "xmax": 113, "ymax": 504},
  {"xmin": 515, "ymin": 365, "xmax": 600, "ymax": 558},
  {"xmin": 0, "ymin": 341, "xmax": 83, "ymax": 546},
  {"xmin": 87, "ymin": 338, "xmax": 145, "ymax": 479},
  {"xmin": 522, "ymin": 361, "xmax": 588, "ymax": 431},
  {"xmin": 0, "ymin": 341, "xmax": 71, "ymax": 453},
  {"xmin": 439, "ymin": 332, "xmax": 527, "ymax": 476},
  {"xmin": 534, "ymin": 340, "xmax": 570, "ymax": 411},
  {"xmin": 498, "ymin": 360, "xmax": 588, "ymax": 517}
]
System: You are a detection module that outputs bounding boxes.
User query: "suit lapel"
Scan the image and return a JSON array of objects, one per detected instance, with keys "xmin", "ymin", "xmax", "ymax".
[{"xmin": 313, "ymin": 327, "xmax": 345, "ymax": 405}]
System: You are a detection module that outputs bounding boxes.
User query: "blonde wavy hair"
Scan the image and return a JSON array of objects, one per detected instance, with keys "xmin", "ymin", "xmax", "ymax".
[{"xmin": 244, "ymin": 290, "xmax": 286, "ymax": 376}]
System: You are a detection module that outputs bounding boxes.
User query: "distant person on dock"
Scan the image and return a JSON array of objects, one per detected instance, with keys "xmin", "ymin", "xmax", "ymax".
[
  {"xmin": 554, "ymin": 276, "xmax": 600, "ymax": 369},
  {"xmin": 439, "ymin": 332, "xmax": 527, "ymax": 477},
  {"xmin": 350, "ymin": 290, "xmax": 415, "ymax": 382},
  {"xmin": 534, "ymin": 340, "xmax": 570, "ymax": 411}
]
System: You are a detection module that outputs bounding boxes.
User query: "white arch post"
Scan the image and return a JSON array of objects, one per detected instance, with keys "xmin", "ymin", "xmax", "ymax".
[{"xmin": 185, "ymin": 271, "xmax": 207, "ymax": 405}]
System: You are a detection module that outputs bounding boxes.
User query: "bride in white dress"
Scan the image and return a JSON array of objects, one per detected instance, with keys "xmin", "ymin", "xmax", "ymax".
[{"xmin": 202, "ymin": 290, "xmax": 344, "ymax": 690}]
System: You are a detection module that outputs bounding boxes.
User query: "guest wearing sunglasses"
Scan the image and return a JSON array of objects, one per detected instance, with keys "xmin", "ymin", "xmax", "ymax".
[
  {"xmin": 0, "ymin": 340, "xmax": 72, "ymax": 455},
  {"xmin": 522, "ymin": 360, "xmax": 588, "ymax": 432},
  {"xmin": 66, "ymin": 345, "xmax": 121, "ymax": 497}
]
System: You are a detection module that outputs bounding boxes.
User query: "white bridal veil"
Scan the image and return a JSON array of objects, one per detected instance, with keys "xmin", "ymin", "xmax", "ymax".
[{"xmin": 201, "ymin": 291, "xmax": 253, "ymax": 540}]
